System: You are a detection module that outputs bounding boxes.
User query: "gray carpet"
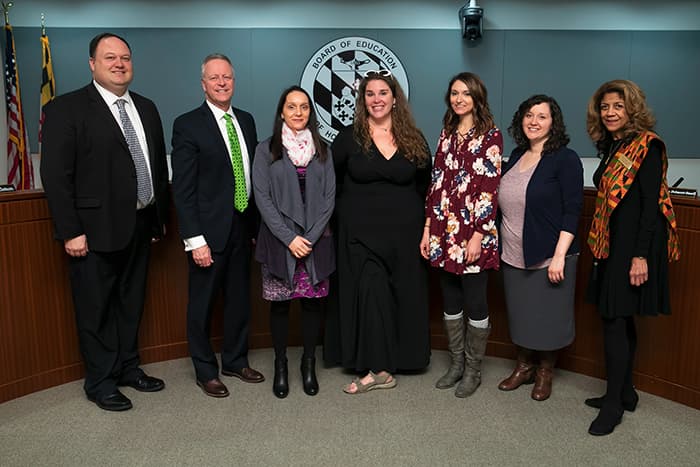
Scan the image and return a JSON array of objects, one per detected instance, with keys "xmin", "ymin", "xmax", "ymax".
[{"xmin": 1, "ymin": 348, "xmax": 699, "ymax": 466}]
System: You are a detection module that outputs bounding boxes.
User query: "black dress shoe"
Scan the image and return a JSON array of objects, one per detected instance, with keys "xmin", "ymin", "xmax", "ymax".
[
  {"xmin": 585, "ymin": 390, "xmax": 639, "ymax": 412},
  {"xmin": 197, "ymin": 378, "xmax": 229, "ymax": 398},
  {"xmin": 221, "ymin": 367, "xmax": 265, "ymax": 383},
  {"xmin": 273, "ymin": 358, "xmax": 289, "ymax": 399},
  {"xmin": 301, "ymin": 356, "xmax": 319, "ymax": 396},
  {"xmin": 119, "ymin": 374, "xmax": 165, "ymax": 392},
  {"xmin": 88, "ymin": 390, "xmax": 133, "ymax": 412},
  {"xmin": 588, "ymin": 407, "xmax": 624, "ymax": 436}
]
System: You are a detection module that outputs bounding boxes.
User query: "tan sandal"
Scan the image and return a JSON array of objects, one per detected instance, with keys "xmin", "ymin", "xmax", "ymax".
[{"xmin": 343, "ymin": 371, "xmax": 397, "ymax": 394}]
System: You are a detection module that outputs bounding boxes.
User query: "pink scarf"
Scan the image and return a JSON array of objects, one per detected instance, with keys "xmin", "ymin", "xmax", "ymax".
[{"xmin": 282, "ymin": 123, "xmax": 316, "ymax": 167}]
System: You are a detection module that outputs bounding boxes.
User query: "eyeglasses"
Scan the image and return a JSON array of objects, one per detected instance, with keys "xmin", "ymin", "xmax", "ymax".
[{"xmin": 363, "ymin": 69, "xmax": 392, "ymax": 78}]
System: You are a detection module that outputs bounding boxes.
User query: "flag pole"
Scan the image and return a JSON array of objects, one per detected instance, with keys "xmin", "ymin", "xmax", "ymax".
[{"xmin": 1, "ymin": 2, "xmax": 12, "ymax": 27}]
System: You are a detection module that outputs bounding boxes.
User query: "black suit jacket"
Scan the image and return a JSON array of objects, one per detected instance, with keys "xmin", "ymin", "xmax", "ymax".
[
  {"xmin": 171, "ymin": 102, "xmax": 258, "ymax": 252},
  {"xmin": 40, "ymin": 83, "xmax": 169, "ymax": 252}
]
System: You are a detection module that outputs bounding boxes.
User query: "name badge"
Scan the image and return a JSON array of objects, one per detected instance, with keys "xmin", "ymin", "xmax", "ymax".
[{"xmin": 617, "ymin": 154, "xmax": 633, "ymax": 170}]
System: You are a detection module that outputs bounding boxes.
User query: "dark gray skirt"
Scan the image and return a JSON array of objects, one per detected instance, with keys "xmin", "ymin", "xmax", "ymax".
[{"xmin": 502, "ymin": 256, "xmax": 577, "ymax": 351}]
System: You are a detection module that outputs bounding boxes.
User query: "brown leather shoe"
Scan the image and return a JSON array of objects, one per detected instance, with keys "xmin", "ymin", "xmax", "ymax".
[
  {"xmin": 531, "ymin": 367, "xmax": 553, "ymax": 401},
  {"xmin": 498, "ymin": 361, "xmax": 535, "ymax": 391},
  {"xmin": 197, "ymin": 378, "xmax": 229, "ymax": 398},
  {"xmin": 222, "ymin": 367, "xmax": 265, "ymax": 383}
]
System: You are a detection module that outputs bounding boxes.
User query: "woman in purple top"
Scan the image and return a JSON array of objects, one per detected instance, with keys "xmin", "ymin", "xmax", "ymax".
[
  {"xmin": 420, "ymin": 72, "xmax": 503, "ymax": 398},
  {"xmin": 252, "ymin": 86, "xmax": 335, "ymax": 398},
  {"xmin": 497, "ymin": 95, "xmax": 583, "ymax": 401}
]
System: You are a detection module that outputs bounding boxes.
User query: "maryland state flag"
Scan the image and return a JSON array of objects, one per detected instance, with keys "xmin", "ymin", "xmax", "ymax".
[
  {"xmin": 38, "ymin": 31, "xmax": 55, "ymax": 154},
  {"xmin": 4, "ymin": 23, "xmax": 33, "ymax": 189}
]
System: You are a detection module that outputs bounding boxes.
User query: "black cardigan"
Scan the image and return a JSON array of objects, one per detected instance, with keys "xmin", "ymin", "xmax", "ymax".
[{"xmin": 501, "ymin": 145, "xmax": 584, "ymax": 267}]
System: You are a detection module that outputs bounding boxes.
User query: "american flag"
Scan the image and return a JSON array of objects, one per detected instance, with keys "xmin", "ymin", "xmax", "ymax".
[
  {"xmin": 38, "ymin": 31, "xmax": 55, "ymax": 154},
  {"xmin": 4, "ymin": 23, "xmax": 33, "ymax": 189}
]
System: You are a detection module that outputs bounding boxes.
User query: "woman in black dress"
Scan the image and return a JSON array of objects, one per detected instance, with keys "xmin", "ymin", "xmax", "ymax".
[
  {"xmin": 324, "ymin": 70, "xmax": 431, "ymax": 394},
  {"xmin": 586, "ymin": 79, "xmax": 680, "ymax": 435}
]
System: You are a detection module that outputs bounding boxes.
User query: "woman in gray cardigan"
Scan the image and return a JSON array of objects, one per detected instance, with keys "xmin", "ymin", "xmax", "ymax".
[{"xmin": 252, "ymin": 86, "xmax": 335, "ymax": 398}]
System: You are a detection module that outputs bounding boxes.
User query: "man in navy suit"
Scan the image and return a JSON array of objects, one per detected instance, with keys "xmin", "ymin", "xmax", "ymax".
[
  {"xmin": 171, "ymin": 53, "xmax": 264, "ymax": 397},
  {"xmin": 41, "ymin": 33, "xmax": 169, "ymax": 411}
]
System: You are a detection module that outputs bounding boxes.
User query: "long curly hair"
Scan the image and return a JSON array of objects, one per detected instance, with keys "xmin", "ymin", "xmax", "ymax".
[
  {"xmin": 442, "ymin": 72, "xmax": 495, "ymax": 137},
  {"xmin": 269, "ymin": 85, "xmax": 327, "ymax": 162},
  {"xmin": 353, "ymin": 74, "xmax": 429, "ymax": 166},
  {"xmin": 586, "ymin": 79, "xmax": 656, "ymax": 153},
  {"xmin": 508, "ymin": 94, "xmax": 570, "ymax": 156}
]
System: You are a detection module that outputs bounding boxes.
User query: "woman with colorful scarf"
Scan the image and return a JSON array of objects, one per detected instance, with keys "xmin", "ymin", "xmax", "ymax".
[
  {"xmin": 253, "ymin": 86, "xmax": 335, "ymax": 398},
  {"xmin": 585, "ymin": 80, "xmax": 680, "ymax": 436}
]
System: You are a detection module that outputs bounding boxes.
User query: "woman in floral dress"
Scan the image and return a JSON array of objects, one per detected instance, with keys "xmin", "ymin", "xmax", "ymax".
[{"xmin": 420, "ymin": 72, "xmax": 502, "ymax": 398}]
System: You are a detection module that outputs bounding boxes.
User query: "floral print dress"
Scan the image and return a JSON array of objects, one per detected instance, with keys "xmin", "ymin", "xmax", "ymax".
[{"xmin": 425, "ymin": 126, "xmax": 503, "ymax": 274}]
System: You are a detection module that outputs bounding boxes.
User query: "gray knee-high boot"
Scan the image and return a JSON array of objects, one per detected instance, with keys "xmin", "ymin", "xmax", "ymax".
[
  {"xmin": 435, "ymin": 315, "xmax": 465, "ymax": 389},
  {"xmin": 455, "ymin": 323, "xmax": 490, "ymax": 398}
]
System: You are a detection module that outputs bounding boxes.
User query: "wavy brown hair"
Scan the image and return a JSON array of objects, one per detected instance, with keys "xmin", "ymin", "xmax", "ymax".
[
  {"xmin": 508, "ymin": 95, "xmax": 569, "ymax": 156},
  {"xmin": 353, "ymin": 74, "xmax": 429, "ymax": 166},
  {"xmin": 269, "ymin": 85, "xmax": 327, "ymax": 162},
  {"xmin": 442, "ymin": 72, "xmax": 495, "ymax": 137},
  {"xmin": 586, "ymin": 79, "xmax": 656, "ymax": 152}
]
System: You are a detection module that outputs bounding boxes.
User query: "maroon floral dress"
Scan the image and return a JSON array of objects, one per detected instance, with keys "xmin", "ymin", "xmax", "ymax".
[{"xmin": 425, "ymin": 127, "xmax": 503, "ymax": 274}]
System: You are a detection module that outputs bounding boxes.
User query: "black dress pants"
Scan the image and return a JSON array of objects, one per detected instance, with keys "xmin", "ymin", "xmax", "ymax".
[
  {"xmin": 187, "ymin": 212, "xmax": 252, "ymax": 382},
  {"xmin": 69, "ymin": 207, "xmax": 154, "ymax": 398}
]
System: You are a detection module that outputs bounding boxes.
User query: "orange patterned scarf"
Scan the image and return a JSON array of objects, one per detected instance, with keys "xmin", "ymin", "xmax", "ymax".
[{"xmin": 588, "ymin": 131, "xmax": 680, "ymax": 261}]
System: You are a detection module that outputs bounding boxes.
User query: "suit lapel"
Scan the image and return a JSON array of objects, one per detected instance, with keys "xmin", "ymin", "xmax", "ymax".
[
  {"xmin": 232, "ymin": 108, "xmax": 254, "ymax": 165},
  {"xmin": 86, "ymin": 84, "xmax": 129, "ymax": 152},
  {"xmin": 200, "ymin": 103, "xmax": 231, "ymax": 167}
]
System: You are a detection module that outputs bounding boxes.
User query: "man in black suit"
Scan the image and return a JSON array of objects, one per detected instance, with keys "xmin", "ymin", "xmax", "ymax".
[
  {"xmin": 40, "ymin": 33, "xmax": 168, "ymax": 411},
  {"xmin": 171, "ymin": 53, "xmax": 264, "ymax": 397}
]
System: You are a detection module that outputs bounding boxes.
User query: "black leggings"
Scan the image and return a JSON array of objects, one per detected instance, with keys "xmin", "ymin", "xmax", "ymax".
[
  {"xmin": 270, "ymin": 298, "xmax": 323, "ymax": 359},
  {"xmin": 602, "ymin": 316, "xmax": 637, "ymax": 408},
  {"xmin": 438, "ymin": 270, "xmax": 489, "ymax": 321}
]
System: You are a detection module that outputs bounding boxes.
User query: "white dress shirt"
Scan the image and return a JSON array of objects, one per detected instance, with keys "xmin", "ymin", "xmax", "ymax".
[{"xmin": 92, "ymin": 80, "xmax": 154, "ymax": 208}]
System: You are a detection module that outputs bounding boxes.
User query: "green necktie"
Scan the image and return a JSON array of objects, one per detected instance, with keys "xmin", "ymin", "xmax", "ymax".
[{"xmin": 223, "ymin": 113, "xmax": 248, "ymax": 212}]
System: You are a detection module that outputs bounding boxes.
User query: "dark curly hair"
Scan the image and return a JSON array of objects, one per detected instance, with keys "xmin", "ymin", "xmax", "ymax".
[
  {"xmin": 353, "ymin": 74, "xmax": 429, "ymax": 166},
  {"xmin": 442, "ymin": 72, "xmax": 495, "ymax": 137},
  {"xmin": 269, "ymin": 85, "xmax": 327, "ymax": 162},
  {"xmin": 508, "ymin": 95, "xmax": 569, "ymax": 156}
]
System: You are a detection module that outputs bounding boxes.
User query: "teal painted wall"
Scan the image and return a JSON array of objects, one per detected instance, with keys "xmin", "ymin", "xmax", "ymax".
[{"xmin": 8, "ymin": 27, "xmax": 700, "ymax": 158}]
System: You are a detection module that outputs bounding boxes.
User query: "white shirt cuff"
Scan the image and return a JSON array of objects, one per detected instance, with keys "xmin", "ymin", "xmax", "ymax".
[{"xmin": 183, "ymin": 235, "xmax": 207, "ymax": 252}]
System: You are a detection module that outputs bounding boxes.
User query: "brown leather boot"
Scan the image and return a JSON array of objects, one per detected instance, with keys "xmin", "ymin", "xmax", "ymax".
[
  {"xmin": 498, "ymin": 347, "xmax": 535, "ymax": 391},
  {"xmin": 531, "ymin": 351, "xmax": 556, "ymax": 401}
]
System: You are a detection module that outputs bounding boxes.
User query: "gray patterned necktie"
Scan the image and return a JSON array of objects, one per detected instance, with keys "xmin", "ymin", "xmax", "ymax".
[{"xmin": 115, "ymin": 99, "xmax": 152, "ymax": 205}]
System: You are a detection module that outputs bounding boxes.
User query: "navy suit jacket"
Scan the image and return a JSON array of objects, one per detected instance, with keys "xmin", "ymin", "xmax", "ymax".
[
  {"xmin": 171, "ymin": 102, "xmax": 258, "ymax": 252},
  {"xmin": 502, "ymin": 145, "xmax": 584, "ymax": 267},
  {"xmin": 40, "ymin": 83, "xmax": 169, "ymax": 252}
]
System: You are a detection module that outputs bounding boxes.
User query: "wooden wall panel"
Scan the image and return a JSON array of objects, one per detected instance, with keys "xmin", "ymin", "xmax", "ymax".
[{"xmin": 2, "ymin": 189, "xmax": 699, "ymax": 409}]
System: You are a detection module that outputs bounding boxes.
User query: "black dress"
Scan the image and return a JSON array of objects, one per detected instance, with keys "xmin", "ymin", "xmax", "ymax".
[
  {"xmin": 590, "ymin": 139, "xmax": 671, "ymax": 318},
  {"xmin": 323, "ymin": 126, "xmax": 431, "ymax": 372}
]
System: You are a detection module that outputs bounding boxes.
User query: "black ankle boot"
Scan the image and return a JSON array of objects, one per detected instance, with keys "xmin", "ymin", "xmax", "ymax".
[
  {"xmin": 588, "ymin": 405, "xmax": 624, "ymax": 436},
  {"xmin": 300, "ymin": 356, "xmax": 319, "ymax": 396},
  {"xmin": 273, "ymin": 358, "xmax": 289, "ymax": 399}
]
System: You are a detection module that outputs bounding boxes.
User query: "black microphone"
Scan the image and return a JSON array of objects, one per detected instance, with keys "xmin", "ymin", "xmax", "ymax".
[{"xmin": 672, "ymin": 177, "xmax": 684, "ymax": 188}]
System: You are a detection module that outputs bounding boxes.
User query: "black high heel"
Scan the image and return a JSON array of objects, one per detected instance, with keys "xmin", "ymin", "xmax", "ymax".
[
  {"xmin": 273, "ymin": 358, "xmax": 289, "ymax": 399},
  {"xmin": 301, "ymin": 356, "xmax": 319, "ymax": 396}
]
